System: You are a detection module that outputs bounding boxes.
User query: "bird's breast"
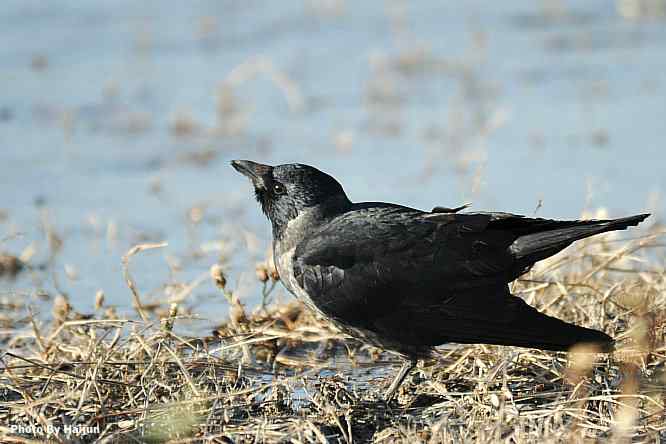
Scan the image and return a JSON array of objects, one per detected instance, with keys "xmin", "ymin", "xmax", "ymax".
[
  {"xmin": 274, "ymin": 245, "xmax": 297, "ymax": 295},
  {"xmin": 273, "ymin": 208, "xmax": 321, "ymax": 298},
  {"xmin": 274, "ymin": 244, "xmax": 328, "ymax": 318}
]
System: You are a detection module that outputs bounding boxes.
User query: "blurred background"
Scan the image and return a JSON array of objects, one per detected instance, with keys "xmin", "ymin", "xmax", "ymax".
[{"xmin": 2, "ymin": 0, "xmax": 664, "ymax": 332}]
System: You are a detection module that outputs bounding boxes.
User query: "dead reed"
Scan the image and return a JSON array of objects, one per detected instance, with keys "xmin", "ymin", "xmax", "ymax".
[{"xmin": 0, "ymin": 222, "xmax": 664, "ymax": 443}]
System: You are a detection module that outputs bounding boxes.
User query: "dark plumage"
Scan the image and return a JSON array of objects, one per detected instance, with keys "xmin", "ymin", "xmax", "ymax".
[{"xmin": 232, "ymin": 160, "xmax": 649, "ymax": 400}]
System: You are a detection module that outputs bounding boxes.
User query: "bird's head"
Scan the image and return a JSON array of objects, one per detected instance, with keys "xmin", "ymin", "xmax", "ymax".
[{"xmin": 231, "ymin": 160, "xmax": 351, "ymax": 238}]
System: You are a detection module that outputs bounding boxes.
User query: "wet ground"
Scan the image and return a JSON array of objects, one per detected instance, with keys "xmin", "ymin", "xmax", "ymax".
[{"xmin": 1, "ymin": 0, "xmax": 664, "ymax": 332}]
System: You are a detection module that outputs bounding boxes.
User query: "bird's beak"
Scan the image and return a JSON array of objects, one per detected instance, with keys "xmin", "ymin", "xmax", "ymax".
[{"xmin": 231, "ymin": 160, "xmax": 273, "ymax": 189}]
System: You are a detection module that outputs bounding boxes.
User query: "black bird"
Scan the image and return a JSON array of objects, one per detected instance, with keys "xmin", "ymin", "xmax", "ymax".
[{"xmin": 231, "ymin": 160, "xmax": 649, "ymax": 400}]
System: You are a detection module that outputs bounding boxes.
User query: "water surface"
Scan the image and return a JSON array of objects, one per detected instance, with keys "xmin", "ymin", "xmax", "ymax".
[{"xmin": 1, "ymin": 0, "xmax": 664, "ymax": 332}]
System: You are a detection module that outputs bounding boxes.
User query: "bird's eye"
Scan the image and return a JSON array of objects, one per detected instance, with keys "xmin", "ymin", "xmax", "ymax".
[{"xmin": 272, "ymin": 182, "xmax": 286, "ymax": 195}]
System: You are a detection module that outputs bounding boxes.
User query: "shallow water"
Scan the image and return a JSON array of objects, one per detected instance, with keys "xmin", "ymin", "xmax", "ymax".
[{"xmin": 1, "ymin": 0, "xmax": 664, "ymax": 333}]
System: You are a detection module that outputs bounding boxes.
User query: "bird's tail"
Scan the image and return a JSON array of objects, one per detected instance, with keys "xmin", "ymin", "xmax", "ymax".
[{"xmin": 510, "ymin": 213, "xmax": 649, "ymax": 268}]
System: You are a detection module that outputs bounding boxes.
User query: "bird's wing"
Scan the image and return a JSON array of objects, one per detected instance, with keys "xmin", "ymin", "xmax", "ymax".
[
  {"xmin": 291, "ymin": 207, "xmax": 626, "ymax": 351},
  {"xmin": 291, "ymin": 207, "xmax": 624, "ymax": 351},
  {"xmin": 291, "ymin": 208, "xmax": 518, "ymax": 340},
  {"xmin": 295, "ymin": 207, "xmax": 523, "ymax": 288}
]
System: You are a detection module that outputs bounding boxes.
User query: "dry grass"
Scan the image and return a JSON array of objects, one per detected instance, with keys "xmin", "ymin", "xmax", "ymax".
[{"xmin": 1, "ymin": 223, "xmax": 665, "ymax": 443}]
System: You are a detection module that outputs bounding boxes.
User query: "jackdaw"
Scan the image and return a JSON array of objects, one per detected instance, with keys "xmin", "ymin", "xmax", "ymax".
[{"xmin": 232, "ymin": 160, "xmax": 649, "ymax": 400}]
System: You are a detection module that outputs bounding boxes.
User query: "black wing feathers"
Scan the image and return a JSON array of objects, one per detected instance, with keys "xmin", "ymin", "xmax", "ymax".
[{"xmin": 293, "ymin": 206, "xmax": 643, "ymax": 353}]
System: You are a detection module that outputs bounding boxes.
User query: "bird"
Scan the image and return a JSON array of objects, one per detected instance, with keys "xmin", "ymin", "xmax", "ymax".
[{"xmin": 231, "ymin": 159, "xmax": 649, "ymax": 401}]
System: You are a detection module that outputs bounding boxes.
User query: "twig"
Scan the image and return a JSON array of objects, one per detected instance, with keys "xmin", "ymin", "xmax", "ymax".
[{"xmin": 121, "ymin": 242, "xmax": 168, "ymax": 321}]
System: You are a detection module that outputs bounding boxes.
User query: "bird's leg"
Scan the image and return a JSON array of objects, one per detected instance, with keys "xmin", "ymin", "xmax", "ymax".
[{"xmin": 383, "ymin": 358, "xmax": 417, "ymax": 401}]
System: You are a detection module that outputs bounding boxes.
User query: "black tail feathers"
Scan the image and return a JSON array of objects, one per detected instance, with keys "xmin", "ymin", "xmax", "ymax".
[{"xmin": 511, "ymin": 213, "xmax": 650, "ymax": 266}]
